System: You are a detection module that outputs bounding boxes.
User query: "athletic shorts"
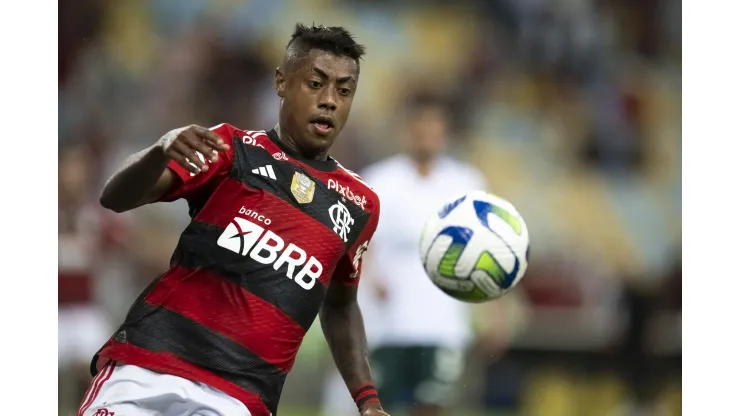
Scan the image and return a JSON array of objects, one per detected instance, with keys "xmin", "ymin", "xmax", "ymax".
[
  {"xmin": 370, "ymin": 345, "xmax": 466, "ymax": 408},
  {"xmin": 78, "ymin": 362, "xmax": 253, "ymax": 416}
]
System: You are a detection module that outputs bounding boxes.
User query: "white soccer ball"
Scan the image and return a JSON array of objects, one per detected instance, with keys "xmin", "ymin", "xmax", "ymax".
[{"xmin": 419, "ymin": 190, "xmax": 530, "ymax": 302}]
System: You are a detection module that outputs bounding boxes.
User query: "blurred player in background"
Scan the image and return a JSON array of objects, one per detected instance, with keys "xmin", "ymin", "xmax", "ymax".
[
  {"xmin": 322, "ymin": 95, "xmax": 487, "ymax": 416},
  {"xmin": 79, "ymin": 24, "xmax": 389, "ymax": 416},
  {"xmin": 58, "ymin": 144, "xmax": 124, "ymax": 411}
]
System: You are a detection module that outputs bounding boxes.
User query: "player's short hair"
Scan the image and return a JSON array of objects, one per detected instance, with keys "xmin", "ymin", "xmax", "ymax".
[
  {"xmin": 285, "ymin": 23, "xmax": 366, "ymax": 69},
  {"xmin": 406, "ymin": 92, "xmax": 450, "ymax": 118},
  {"xmin": 408, "ymin": 93, "xmax": 446, "ymax": 111}
]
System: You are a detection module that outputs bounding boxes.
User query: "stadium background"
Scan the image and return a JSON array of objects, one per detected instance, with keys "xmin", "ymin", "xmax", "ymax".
[{"xmin": 58, "ymin": 0, "xmax": 681, "ymax": 415}]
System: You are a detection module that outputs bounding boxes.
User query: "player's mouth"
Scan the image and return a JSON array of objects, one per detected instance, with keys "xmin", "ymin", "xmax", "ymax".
[{"xmin": 310, "ymin": 116, "xmax": 334, "ymax": 136}]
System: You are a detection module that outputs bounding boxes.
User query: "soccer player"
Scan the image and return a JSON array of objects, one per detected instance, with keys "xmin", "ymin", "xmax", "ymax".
[
  {"xmin": 79, "ymin": 24, "xmax": 389, "ymax": 416},
  {"xmin": 354, "ymin": 95, "xmax": 487, "ymax": 416}
]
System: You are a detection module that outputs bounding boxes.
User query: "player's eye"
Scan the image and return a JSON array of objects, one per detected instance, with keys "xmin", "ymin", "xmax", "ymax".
[
  {"xmin": 308, "ymin": 80, "xmax": 322, "ymax": 89},
  {"xmin": 338, "ymin": 87, "xmax": 351, "ymax": 96}
]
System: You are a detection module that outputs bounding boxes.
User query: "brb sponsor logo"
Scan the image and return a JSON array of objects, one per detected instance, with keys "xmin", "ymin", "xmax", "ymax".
[
  {"xmin": 328, "ymin": 179, "xmax": 367, "ymax": 210},
  {"xmin": 217, "ymin": 207, "xmax": 322, "ymax": 290}
]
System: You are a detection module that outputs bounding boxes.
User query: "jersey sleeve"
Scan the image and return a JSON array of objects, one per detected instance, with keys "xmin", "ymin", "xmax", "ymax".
[
  {"xmin": 331, "ymin": 202, "xmax": 381, "ymax": 286},
  {"xmin": 160, "ymin": 123, "xmax": 235, "ymax": 203}
]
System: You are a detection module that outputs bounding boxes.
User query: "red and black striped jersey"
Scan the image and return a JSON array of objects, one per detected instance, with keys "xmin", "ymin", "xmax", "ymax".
[{"xmin": 93, "ymin": 123, "xmax": 380, "ymax": 416}]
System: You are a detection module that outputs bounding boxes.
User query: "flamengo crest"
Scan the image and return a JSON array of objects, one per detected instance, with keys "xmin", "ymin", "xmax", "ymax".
[{"xmin": 329, "ymin": 200, "xmax": 354, "ymax": 243}]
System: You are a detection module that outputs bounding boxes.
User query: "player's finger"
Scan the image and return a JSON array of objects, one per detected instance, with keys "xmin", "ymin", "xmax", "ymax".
[
  {"xmin": 181, "ymin": 130, "xmax": 220, "ymax": 164},
  {"xmin": 169, "ymin": 148, "xmax": 202, "ymax": 174},
  {"xmin": 183, "ymin": 129, "xmax": 222, "ymax": 160},
  {"xmin": 191, "ymin": 126, "xmax": 230, "ymax": 152},
  {"xmin": 191, "ymin": 125, "xmax": 227, "ymax": 146},
  {"xmin": 173, "ymin": 137, "xmax": 211, "ymax": 171}
]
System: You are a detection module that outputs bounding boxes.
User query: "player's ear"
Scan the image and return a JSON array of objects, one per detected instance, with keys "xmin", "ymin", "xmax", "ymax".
[{"xmin": 275, "ymin": 67, "xmax": 286, "ymax": 98}]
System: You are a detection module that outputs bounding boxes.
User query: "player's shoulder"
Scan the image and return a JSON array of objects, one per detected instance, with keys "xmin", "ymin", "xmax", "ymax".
[
  {"xmin": 211, "ymin": 123, "xmax": 269, "ymax": 146},
  {"xmin": 209, "ymin": 122, "xmax": 239, "ymax": 139},
  {"xmin": 210, "ymin": 123, "xmax": 285, "ymax": 161},
  {"xmin": 332, "ymin": 160, "xmax": 381, "ymax": 214},
  {"xmin": 439, "ymin": 156, "xmax": 485, "ymax": 181}
]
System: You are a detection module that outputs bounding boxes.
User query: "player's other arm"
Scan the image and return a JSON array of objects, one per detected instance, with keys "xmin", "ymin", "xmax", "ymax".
[
  {"xmin": 320, "ymin": 202, "xmax": 387, "ymax": 415},
  {"xmin": 321, "ymin": 282, "xmax": 388, "ymax": 416},
  {"xmin": 99, "ymin": 125, "xmax": 230, "ymax": 212}
]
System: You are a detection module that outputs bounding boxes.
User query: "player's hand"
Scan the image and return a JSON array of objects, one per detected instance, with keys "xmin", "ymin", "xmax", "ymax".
[
  {"xmin": 157, "ymin": 125, "xmax": 231, "ymax": 174},
  {"xmin": 360, "ymin": 402, "xmax": 390, "ymax": 415}
]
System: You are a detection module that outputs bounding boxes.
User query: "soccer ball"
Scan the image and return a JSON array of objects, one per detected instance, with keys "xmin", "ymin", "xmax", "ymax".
[{"xmin": 419, "ymin": 190, "xmax": 530, "ymax": 303}]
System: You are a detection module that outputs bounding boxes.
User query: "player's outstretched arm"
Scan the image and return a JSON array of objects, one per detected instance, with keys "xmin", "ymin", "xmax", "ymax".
[
  {"xmin": 99, "ymin": 125, "xmax": 229, "ymax": 213},
  {"xmin": 320, "ymin": 283, "xmax": 390, "ymax": 416}
]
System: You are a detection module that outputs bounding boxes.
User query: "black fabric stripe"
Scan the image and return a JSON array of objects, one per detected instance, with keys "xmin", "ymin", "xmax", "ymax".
[
  {"xmin": 123, "ymin": 301, "xmax": 283, "ymax": 415},
  {"xmin": 173, "ymin": 220, "xmax": 327, "ymax": 331},
  {"xmin": 232, "ymin": 140, "xmax": 370, "ymax": 249}
]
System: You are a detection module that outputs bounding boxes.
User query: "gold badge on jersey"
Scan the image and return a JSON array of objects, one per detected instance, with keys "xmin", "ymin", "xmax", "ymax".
[{"xmin": 291, "ymin": 172, "xmax": 315, "ymax": 204}]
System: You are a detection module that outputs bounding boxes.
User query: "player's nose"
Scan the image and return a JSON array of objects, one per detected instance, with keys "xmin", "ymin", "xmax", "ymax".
[{"xmin": 317, "ymin": 88, "xmax": 338, "ymax": 111}]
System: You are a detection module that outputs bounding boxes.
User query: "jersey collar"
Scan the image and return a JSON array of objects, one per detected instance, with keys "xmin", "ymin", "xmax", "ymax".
[{"xmin": 266, "ymin": 129, "xmax": 338, "ymax": 172}]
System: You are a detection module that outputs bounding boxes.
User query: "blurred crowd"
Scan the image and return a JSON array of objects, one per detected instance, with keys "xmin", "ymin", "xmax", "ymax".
[{"xmin": 59, "ymin": 0, "xmax": 681, "ymax": 415}]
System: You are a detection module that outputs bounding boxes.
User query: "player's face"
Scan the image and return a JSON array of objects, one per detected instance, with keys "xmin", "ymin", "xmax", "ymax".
[
  {"xmin": 407, "ymin": 106, "xmax": 448, "ymax": 160},
  {"xmin": 276, "ymin": 50, "xmax": 359, "ymax": 157}
]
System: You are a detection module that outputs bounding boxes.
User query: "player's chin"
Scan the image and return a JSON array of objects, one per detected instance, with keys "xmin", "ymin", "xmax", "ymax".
[
  {"xmin": 306, "ymin": 124, "xmax": 342, "ymax": 147},
  {"xmin": 308, "ymin": 121, "xmax": 336, "ymax": 138}
]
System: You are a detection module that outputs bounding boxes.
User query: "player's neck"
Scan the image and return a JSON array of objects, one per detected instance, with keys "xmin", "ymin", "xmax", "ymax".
[
  {"xmin": 412, "ymin": 156, "xmax": 435, "ymax": 177},
  {"xmin": 273, "ymin": 124, "xmax": 330, "ymax": 162}
]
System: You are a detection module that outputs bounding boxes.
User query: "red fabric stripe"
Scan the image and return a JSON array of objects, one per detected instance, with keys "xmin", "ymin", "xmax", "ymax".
[
  {"xmin": 97, "ymin": 343, "xmax": 270, "ymax": 416},
  {"xmin": 144, "ymin": 265, "xmax": 306, "ymax": 372},
  {"xmin": 77, "ymin": 361, "xmax": 115, "ymax": 416},
  {"xmin": 354, "ymin": 388, "xmax": 379, "ymax": 402},
  {"xmin": 351, "ymin": 382, "xmax": 376, "ymax": 399}
]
